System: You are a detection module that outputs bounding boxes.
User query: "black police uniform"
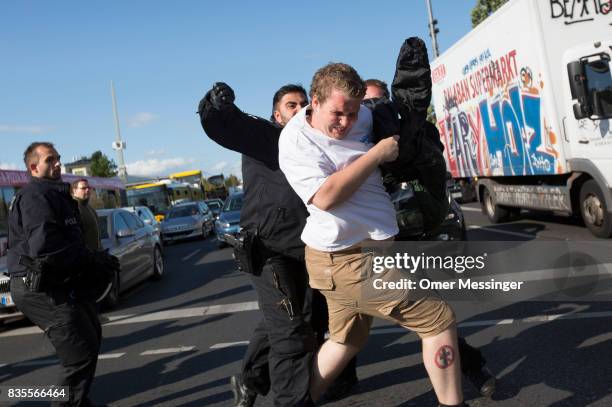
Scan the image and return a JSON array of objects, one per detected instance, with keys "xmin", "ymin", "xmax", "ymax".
[
  {"xmin": 7, "ymin": 176, "xmax": 101, "ymax": 407},
  {"xmin": 199, "ymin": 94, "xmax": 318, "ymax": 406}
]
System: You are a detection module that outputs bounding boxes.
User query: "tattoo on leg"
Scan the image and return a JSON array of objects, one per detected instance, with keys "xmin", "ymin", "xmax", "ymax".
[{"xmin": 434, "ymin": 345, "xmax": 455, "ymax": 369}]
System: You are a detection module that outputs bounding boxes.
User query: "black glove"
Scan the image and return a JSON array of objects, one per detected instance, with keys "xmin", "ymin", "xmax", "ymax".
[
  {"xmin": 208, "ymin": 82, "xmax": 235, "ymax": 110},
  {"xmin": 362, "ymin": 97, "xmax": 401, "ymax": 143}
]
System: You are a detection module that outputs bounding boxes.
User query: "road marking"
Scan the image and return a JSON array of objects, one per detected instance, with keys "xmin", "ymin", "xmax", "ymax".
[
  {"xmin": 459, "ymin": 318, "xmax": 515, "ymax": 327},
  {"xmin": 141, "ymin": 346, "xmax": 195, "ymax": 355},
  {"xmin": 106, "ymin": 301, "xmax": 259, "ymax": 326},
  {"xmin": 210, "ymin": 341, "xmax": 250, "ymax": 349},
  {"xmin": 182, "ymin": 249, "xmax": 201, "ymax": 261},
  {"xmin": 467, "ymin": 225, "xmax": 536, "ymax": 239},
  {"xmin": 98, "ymin": 353, "xmax": 125, "ymax": 359},
  {"xmin": 460, "ymin": 206, "xmax": 482, "ymax": 212},
  {"xmin": 0, "ymin": 363, "xmax": 6, "ymax": 368}
]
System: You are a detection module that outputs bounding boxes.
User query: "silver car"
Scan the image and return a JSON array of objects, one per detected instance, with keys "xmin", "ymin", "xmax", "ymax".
[
  {"xmin": 97, "ymin": 208, "xmax": 164, "ymax": 308},
  {"xmin": 0, "ymin": 256, "xmax": 22, "ymax": 324},
  {"xmin": 124, "ymin": 205, "xmax": 163, "ymax": 247},
  {"xmin": 161, "ymin": 202, "xmax": 214, "ymax": 244}
]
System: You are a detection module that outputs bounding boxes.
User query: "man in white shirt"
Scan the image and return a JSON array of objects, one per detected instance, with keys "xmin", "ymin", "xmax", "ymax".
[{"xmin": 279, "ymin": 63, "xmax": 465, "ymax": 407}]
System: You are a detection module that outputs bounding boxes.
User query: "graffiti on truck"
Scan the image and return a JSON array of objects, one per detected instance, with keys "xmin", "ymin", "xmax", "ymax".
[
  {"xmin": 549, "ymin": 0, "xmax": 611, "ymax": 26},
  {"xmin": 438, "ymin": 49, "xmax": 562, "ymax": 178}
]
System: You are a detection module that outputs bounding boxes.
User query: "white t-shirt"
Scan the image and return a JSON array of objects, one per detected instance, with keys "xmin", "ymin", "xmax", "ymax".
[{"xmin": 278, "ymin": 105, "xmax": 398, "ymax": 252}]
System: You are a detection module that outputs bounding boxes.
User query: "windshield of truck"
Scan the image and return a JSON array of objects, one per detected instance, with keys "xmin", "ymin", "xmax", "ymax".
[
  {"xmin": 585, "ymin": 59, "xmax": 612, "ymax": 94},
  {"xmin": 127, "ymin": 186, "xmax": 169, "ymax": 215}
]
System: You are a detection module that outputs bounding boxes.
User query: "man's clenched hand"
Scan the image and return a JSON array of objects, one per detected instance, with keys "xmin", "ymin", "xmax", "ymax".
[{"xmin": 208, "ymin": 82, "xmax": 235, "ymax": 110}]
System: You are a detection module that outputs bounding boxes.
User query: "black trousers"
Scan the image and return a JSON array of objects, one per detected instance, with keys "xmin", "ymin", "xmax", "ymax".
[
  {"xmin": 10, "ymin": 277, "xmax": 102, "ymax": 407},
  {"xmin": 240, "ymin": 255, "xmax": 315, "ymax": 407}
]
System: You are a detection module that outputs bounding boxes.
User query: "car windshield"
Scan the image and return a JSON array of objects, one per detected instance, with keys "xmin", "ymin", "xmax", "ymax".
[
  {"xmin": 206, "ymin": 201, "xmax": 221, "ymax": 210},
  {"xmin": 223, "ymin": 195, "xmax": 243, "ymax": 212},
  {"xmin": 167, "ymin": 205, "xmax": 199, "ymax": 219}
]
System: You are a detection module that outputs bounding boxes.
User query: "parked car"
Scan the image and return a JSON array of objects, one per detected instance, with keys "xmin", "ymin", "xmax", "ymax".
[
  {"xmin": 124, "ymin": 205, "xmax": 163, "ymax": 247},
  {"xmin": 161, "ymin": 202, "xmax": 214, "ymax": 244},
  {"xmin": 0, "ymin": 256, "xmax": 22, "ymax": 324},
  {"xmin": 204, "ymin": 198, "xmax": 224, "ymax": 218},
  {"xmin": 97, "ymin": 208, "xmax": 164, "ymax": 308},
  {"xmin": 392, "ymin": 184, "xmax": 467, "ymax": 241},
  {"xmin": 215, "ymin": 192, "xmax": 243, "ymax": 248}
]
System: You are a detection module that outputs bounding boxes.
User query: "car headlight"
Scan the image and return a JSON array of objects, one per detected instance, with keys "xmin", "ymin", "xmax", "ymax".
[{"xmin": 215, "ymin": 220, "xmax": 230, "ymax": 228}]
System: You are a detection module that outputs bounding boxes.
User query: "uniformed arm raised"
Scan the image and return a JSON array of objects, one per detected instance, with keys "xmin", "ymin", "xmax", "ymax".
[{"xmin": 198, "ymin": 83, "xmax": 281, "ymax": 168}]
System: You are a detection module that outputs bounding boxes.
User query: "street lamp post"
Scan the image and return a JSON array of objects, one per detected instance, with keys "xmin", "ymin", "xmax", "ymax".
[
  {"xmin": 110, "ymin": 80, "xmax": 128, "ymax": 184},
  {"xmin": 426, "ymin": 0, "xmax": 440, "ymax": 58}
]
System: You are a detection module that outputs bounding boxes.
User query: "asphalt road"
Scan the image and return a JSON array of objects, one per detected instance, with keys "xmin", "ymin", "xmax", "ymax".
[{"xmin": 1, "ymin": 205, "xmax": 611, "ymax": 406}]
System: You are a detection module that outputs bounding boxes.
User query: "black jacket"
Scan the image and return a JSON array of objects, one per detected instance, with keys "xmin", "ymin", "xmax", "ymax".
[
  {"xmin": 7, "ymin": 177, "xmax": 91, "ymax": 278},
  {"xmin": 199, "ymin": 101, "xmax": 307, "ymax": 260},
  {"xmin": 364, "ymin": 37, "xmax": 449, "ymax": 232}
]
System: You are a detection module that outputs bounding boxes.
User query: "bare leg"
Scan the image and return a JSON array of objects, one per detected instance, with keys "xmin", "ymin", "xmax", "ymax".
[
  {"xmin": 422, "ymin": 324, "xmax": 463, "ymax": 405},
  {"xmin": 309, "ymin": 340, "xmax": 360, "ymax": 402}
]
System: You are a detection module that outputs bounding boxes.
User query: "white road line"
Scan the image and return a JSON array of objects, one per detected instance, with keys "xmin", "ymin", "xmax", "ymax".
[
  {"xmin": 140, "ymin": 346, "xmax": 195, "ymax": 356},
  {"xmin": 210, "ymin": 341, "xmax": 250, "ymax": 349},
  {"xmin": 0, "ymin": 363, "xmax": 6, "ymax": 368},
  {"xmin": 460, "ymin": 206, "xmax": 482, "ymax": 212},
  {"xmin": 98, "ymin": 353, "xmax": 125, "ymax": 359},
  {"xmin": 106, "ymin": 301, "xmax": 260, "ymax": 326},
  {"xmin": 182, "ymin": 249, "xmax": 201, "ymax": 261},
  {"xmin": 467, "ymin": 225, "xmax": 537, "ymax": 239},
  {"xmin": 0, "ymin": 326, "xmax": 42, "ymax": 338},
  {"xmin": 459, "ymin": 318, "xmax": 515, "ymax": 327}
]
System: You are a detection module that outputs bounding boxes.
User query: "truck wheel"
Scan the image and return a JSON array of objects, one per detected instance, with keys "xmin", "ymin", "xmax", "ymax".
[
  {"xmin": 482, "ymin": 187, "xmax": 510, "ymax": 223},
  {"xmin": 579, "ymin": 180, "xmax": 612, "ymax": 238}
]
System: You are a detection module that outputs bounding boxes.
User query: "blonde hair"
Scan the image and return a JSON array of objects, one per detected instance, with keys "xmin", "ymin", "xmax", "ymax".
[{"xmin": 309, "ymin": 62, "xmax": 366, "ymax": 103}]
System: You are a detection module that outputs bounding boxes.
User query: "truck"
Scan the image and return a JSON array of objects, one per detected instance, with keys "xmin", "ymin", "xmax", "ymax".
[{"xmin": 431, "ymin": 0, "xmax": 612, "ymax": 237}]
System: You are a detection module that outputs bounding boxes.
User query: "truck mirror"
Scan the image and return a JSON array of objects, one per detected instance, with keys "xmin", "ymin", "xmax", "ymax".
[
  {"xmin": 573, "ymin": 103, "xmax": 588, "ymax": 120},
  {"xmin": 567, "ymin": 61, "xmax": 588, "ymax": 100}
]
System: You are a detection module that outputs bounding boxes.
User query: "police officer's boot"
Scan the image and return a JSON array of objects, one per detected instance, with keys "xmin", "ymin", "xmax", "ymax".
[{"xmin": 230, "ymin": 374, "xmax": 257, "ymax": 407}]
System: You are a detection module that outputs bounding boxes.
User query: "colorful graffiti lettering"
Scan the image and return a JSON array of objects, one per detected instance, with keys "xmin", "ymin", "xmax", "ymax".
[
  {"xmin": 439, "ymin": 56, "xmax": 561, "ymax": 178},
  {"xmin": 479, "ymin": 84, "xmax": 558, "ymax": 176}
]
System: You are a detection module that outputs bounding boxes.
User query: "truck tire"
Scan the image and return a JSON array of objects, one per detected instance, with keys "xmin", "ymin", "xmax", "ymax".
[
  {"xmin": 482, "ymin": 187, "xmax": 510, "ymax": 223},
  {"xmin": 579, "ymin": 180, "xmax": 612, "ymax": 238}
]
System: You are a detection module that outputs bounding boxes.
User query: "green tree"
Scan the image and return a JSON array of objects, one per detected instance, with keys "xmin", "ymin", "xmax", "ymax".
[
  {"xmin": 89, "ymin": 150, "xmax": 117, "ymax": 177},
  {"xmin": 224, "ymin": 174, "xmax": 241, "ymax": 187},
  {"xmin": 471, "ymin": 0, "xmax": 508, "ymax": 27},
  {"xmin": 426, "ymin": 104, "xmax": 437, "ymax": 125}
]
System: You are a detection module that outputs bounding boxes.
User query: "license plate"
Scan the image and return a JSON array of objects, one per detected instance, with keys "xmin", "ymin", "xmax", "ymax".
[
  {"xmin": 1, "ymin": 293, "xmax": 14, "ymax": 307},
  {"xmin": 451, "ymin": 192, "xmax": 462, "ymax": 199}
]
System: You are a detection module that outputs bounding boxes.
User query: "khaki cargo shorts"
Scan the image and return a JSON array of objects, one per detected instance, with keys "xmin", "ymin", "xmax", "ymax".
[{"xmin": 305, "ymin": 244, "xmax": 455, "ymax": 348}]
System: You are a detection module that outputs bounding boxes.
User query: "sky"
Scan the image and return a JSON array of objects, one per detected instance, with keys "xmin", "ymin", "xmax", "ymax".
[{"xmin": 0, "ymin": 0, "xmax": 475, "ymax": 180}]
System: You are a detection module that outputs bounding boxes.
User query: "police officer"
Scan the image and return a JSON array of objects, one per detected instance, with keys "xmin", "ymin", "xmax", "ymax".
[
  {"xmin": 8, "ymin": 142, "xmax": 103, "ymax": 407},
  {"xmin": 199, "ymin": 84, "xmax": 317, "ymax": 407}
]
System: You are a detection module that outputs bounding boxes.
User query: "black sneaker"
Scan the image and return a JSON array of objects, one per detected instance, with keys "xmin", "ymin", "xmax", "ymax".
[
  {"xmin": 464, "ymin": 365, "xmax": 496, "ymax": 397},
  {"xmin": 230, "ymin": 374, "xmax": 257, "ymax": 407}
]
